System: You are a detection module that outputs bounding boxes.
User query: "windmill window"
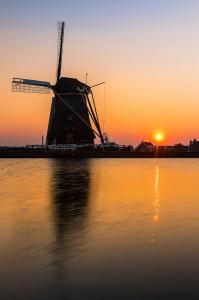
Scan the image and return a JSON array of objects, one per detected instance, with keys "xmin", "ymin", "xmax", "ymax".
[
  {"xmin": 66, "ymin": 134, "xmax": 74, "ymax": 144},
  {"xmin": 72, "ymin": 126, "xmax": 76, "ymax": 131},
  {"xmin": 68, "ymin": 115, "xmax": 73, "ymax": 121},
  {"xmin": 64, "ymin": 127, "xmax": 68, "ymax": 131}
]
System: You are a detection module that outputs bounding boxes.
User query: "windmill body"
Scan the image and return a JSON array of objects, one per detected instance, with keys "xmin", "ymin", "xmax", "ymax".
[
  {"xmin": 12, "ymin": 21, "xmax": 104, "ymax": 146},
  {"xmin": 46, "ymin": 77, "xmax": 95, "ymax": 145}
]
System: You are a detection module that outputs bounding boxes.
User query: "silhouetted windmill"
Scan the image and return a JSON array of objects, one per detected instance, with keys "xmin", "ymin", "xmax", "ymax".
[{"xmin": 12, "ymin": 21, "xmax": 104, "ymax": 145}]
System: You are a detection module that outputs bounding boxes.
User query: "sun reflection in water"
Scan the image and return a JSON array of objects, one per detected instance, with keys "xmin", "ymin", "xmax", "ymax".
[{"xmin": 153, "ymin": 166, "xmax": 160, "ymax": 224}]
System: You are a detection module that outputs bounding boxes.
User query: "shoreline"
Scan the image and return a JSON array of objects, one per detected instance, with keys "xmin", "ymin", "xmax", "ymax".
[{"xmin": 1, "ymin": 149, "xmax": 199, "ymax": 158}]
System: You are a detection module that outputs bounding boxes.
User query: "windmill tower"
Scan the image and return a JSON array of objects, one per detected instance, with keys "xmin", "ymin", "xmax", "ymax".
[{"xmin": 12, "ymin": 21, "xmax": 104, "ymax": 145}]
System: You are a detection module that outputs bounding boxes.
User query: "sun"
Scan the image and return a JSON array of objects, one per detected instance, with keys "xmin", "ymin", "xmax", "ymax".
[{"xmin": 154, "ymin": 132, "xmax": 164, "ymax": 143}]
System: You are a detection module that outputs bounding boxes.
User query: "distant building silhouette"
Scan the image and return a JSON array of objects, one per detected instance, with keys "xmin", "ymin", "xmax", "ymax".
[
  {"xmin": 158, "ymin": 143, "xmax": 188, "ymax": 153},
  {"xmin": 135, "ymin": 141, "xmax": 156, "ymax": 153},
  {"xmin": 189, "ymin": 139, "xmax": 199, "ymax": 152}
]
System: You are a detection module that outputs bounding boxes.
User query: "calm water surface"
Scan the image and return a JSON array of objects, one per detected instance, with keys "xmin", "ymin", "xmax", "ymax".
[{"xmin": 1, "ymin": 158, "xmax": 199, "ymax": 299}]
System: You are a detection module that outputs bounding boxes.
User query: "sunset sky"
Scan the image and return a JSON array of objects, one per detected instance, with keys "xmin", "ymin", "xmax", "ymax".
[{"xmin": 1, "ymin": 0, "xmax": 199, "ymax": 146}]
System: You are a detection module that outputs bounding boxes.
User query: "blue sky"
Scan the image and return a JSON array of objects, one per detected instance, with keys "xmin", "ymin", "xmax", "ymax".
[{"xmin": 1, "ymin": 0, "xmax": 199, "ymax": 30}]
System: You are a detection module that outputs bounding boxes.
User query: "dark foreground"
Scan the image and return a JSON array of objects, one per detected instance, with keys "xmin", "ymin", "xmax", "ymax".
[{"xmin": 1, "ymin": 148, "xmax": 199, "ymax": 158}]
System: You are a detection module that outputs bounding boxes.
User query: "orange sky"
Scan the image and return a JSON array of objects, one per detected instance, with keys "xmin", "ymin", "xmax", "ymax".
[{"xmin": 1, "ymin": 1, "xmax": 199, "ymax": 146}]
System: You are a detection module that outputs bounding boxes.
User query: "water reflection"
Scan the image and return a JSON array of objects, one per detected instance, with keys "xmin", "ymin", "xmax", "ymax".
[
  {"xmin": 49, "ymin": 159, "xmax": 91, "ymax": 297},
  {"xmin": 50, "ymin": 159, "xmax": 90, "ymax": 248},
  {"xmin": 2, "ymin": 159, "xmax": 199, "ymax": 299},
  {"xmin": 153, "ymin": 166, "xmax": 160, "ymax": 224}
]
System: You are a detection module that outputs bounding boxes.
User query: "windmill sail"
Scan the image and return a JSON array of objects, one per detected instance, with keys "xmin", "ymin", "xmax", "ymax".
[
  {"xmin": 12, "ymin": 78, "xmax": 51, "ymax": 94},
  {"xmin": 56, "ymin": 21, "xmax": 65, "ymax": 82}
]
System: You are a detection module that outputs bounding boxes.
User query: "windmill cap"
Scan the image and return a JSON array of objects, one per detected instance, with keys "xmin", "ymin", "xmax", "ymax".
[{"xmin": 55, "ymin": 77, "xmax": 90, "ymax": 93}]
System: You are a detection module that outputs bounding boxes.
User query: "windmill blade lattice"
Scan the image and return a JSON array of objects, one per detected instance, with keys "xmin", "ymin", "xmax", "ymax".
[
  {"xmin": 12, "ymin": 78, "xmax": 51, "ymax": 94},
  {"xmin": 56, "ymin": 21, "xmax": 65, "ymax": 82}
]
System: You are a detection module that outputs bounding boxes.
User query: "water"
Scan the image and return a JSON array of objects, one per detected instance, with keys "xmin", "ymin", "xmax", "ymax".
[{"xmin": 1, "ymin": 158, "xmax": 199, "ymax": 299}]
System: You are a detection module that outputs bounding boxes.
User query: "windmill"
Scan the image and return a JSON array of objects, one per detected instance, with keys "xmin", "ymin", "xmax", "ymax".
[{"xmin": 12, "ymin": 21, "xmax": 104, "ymax": 145}]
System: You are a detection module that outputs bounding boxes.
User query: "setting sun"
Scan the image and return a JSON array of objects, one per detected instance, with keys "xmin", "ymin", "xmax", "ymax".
[{"xmin": 154, "ymin": 132, "xmax": 164, "ymax": 143}]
